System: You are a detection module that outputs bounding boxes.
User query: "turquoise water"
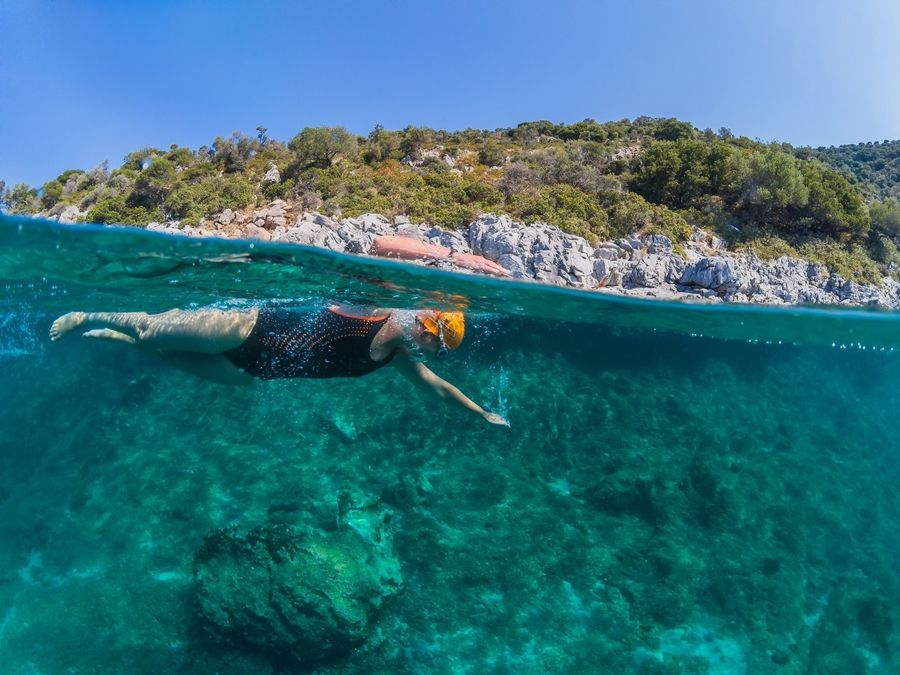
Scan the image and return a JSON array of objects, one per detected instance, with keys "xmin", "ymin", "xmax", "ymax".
[{"xmin": 1, "ymin": 215, "xmax": 899, "ymax": 674}]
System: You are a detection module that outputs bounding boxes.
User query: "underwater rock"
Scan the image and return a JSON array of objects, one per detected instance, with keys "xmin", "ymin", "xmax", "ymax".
[
  {"xmin": 585, "ymin": 470, "xmax": 667, "ymax": 524},
  {"xmin": 194, "ymin": 524, "xmax": 402, "ymax": 666}
]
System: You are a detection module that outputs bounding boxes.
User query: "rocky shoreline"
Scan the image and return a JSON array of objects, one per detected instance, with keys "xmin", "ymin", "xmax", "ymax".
[{"xmin": 48, "ymin": 201, "xmax": 900, "ymax": 309}]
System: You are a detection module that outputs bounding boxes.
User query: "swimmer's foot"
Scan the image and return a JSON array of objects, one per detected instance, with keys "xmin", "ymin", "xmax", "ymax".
[
  {"xmin": 49, "ymin": 312, "xmax": 86, "ymax": 341},
  {"xmin": 82, "ymin": 328, "xmax": 136, "ymax": 344}
]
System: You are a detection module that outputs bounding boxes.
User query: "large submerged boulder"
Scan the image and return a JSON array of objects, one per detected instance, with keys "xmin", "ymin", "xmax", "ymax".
[{"xmin": 194, "ymin": 524, "xmax": 402, "ymax": 666}]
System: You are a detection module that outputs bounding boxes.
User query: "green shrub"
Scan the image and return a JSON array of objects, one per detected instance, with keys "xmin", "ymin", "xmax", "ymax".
[
  {"xmin": 3, "ymin": 183, "xmax": 40, "ymax": 214},
  {"xmin": 402, "ymin": 171, "xmax": 502, "ymax": 227},
  {"xmin": 306, "ymin": 163, "xmax": 503, "ymax": 227},
  {"xmin": 122, "ymin": 148, "xmax": 166, "ymax": 171},
  {"xmin": 398, "ymin": 126, "xmax": 434, "ymax": 159},
  {"xmin": 166, "ymin": 145, "xmax": 195, "ymax": 168},
  {"xmin": 41, "ymin": 179, "xmax": 64, "ymax": 208},
  {"xmin": 796, "ymin": 240, "xmax": 882, "ymax": 284},
  {"xmin": 869, "ymin": 198, "xmax": 900, "ymax": 236},
  {"xmin": 798, "ymin": 160, "xmax": 870, "ymax": 240},
  {"xmin": 510, "ymin": 184, "xmax": 609, "ymax": 242},
  {"xmin": 527, "ymin": 144, "xmax": 614, "ymax": 194},
  {"xmin": 601, "ymin": 190, "xmax": 691, "ymax": 241},
  {"xmin": 84, "ymin": 194, "xmax": 161, "ymax": 225},
  {"xmin": 246, "ymin": 141, "xmax": 291, "ymax": 178},
  {"xmin": 288, "ymin": 127, "xmax": 358, "ymax": 170},
  {"xmin": 315, "ymin": 166, "xmax": 393, "ymax": 217},
  {"xmin": 869, "ymin": 233, "xmax": 900, "ymax": 269},
  {"xmin": 653, "ymin": 118, "xmax": 696, "ymax": 141},
  {"xmin": 212, "ymin": 132, "xmax": 259, "ymax": 174},
  {"xmin": 363, "ymin": 125, "xmax": 403, "ymax": 164},
  {"xmin": 478, "ymin": 141, "xmax": 506, "ymax": 167},
  {"xmin": 164, "ymin": 174, "xmax": 255, "ymax": 226},
  {"xmin": 732, "ymin": 234, "xmax": 798, "ymax": 260},
  {"xmin": 630, "ymin": 139, "xmax": 741, "ymax": 208},
  {"xmin": 183, "ymin": 162, "xmax": 218, "ymax": 181},
  {"xmin": 130, "ymin": 157, "xmax": 177, "ymax": 208},
  {"xmin": 262, "ymin": 178, "xmax": 296, "ymax": 201}
]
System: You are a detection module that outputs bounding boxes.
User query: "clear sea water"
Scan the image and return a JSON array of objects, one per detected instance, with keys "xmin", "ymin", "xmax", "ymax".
[{"xmin": 0, "ymin": 214, "xmax": 898, "ymax": 674}]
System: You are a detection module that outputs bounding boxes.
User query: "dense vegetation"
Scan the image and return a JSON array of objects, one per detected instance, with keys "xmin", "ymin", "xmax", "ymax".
[
  {"xmin": 813, "ymin": 140, "xmax": 900, "ymax": 200},
  {"xmin": 4, "ymin": 119, "xmax": 900, "ymax": 283}
]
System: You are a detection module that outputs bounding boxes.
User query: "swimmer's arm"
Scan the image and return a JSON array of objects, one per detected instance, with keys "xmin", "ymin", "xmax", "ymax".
[
  {"xmin": 370, "ymin": 235, "xmax": 511, "ymax": 277},
  {"xmin": 392, "ymin": 353, "xmax": 509, "ymax": 426},
  {"xmin": 371, "ymin": 235, "xmax": 450, "ymax": 261}
]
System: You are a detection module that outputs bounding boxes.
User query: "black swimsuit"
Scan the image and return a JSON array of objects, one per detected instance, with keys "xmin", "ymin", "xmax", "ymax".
[{"xmin": 224, "ymin": 306, "xmax": 396, "ymax": 379}]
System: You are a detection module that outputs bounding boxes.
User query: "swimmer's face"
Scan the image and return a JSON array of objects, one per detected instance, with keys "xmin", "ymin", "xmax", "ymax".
[{"xmin": 411, "ymin": 318, "xmax": 442, "ymax": 356}]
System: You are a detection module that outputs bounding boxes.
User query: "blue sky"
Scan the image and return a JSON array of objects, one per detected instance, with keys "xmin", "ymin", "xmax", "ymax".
[{"xmin": 2, "ymin": 0, "xmax": 899, "ymax": 187}]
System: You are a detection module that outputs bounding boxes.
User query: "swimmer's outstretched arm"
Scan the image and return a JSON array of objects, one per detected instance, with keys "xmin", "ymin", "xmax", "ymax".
[
  {"xmin": 371, "ymin": 235, "xmax": 511, "ymax": 277},
  {"xmin": 392, "ymin": 353, "xmax": 509, "ymax": 426}
]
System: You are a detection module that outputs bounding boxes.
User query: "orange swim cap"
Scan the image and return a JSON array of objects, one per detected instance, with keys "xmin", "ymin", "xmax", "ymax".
[{"xmin": 419, "ymin": 311, "xmax": 465, "ymax": 350}]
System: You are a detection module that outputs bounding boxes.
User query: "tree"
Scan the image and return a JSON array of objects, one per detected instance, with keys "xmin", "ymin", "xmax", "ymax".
[
  {"xmin": 86, "ymin": 160, "xmax": 109, "ymax": 186},
  {"xmin": 741, "ymin": 147, "xmax": 808, "ymax": 211},
  {"xmin": 630, "ymin": 140, "xmax": 683, "ymax": 205},
  {"xmin": 508, "ymin": 124, "xmax": 540, "ymax": 145},
  {"xmin": 130, "ymin": 157, "xmax": 177, "ymax": 208},
  {"xmin": 363, "ymin": 125, "xmax": 401, "ymax": 163},
  {"xmin": 653, "ymin": 118, "xmax": 696, "ymax": 141},
  {"xmin": 513, "ymin": 120, "xmax": 562, "ymax": 140},
  {"xmin": 398, "ymin": 126, "xmax": 433, "ymax": 160},
  {"xmin": 288, "ymin": 127, "xmax": 358, "ymax": 169},
  {"xmin": 870, "ymin": 198, "xmax": 900, "ymax": 236},
  {"xmin": 165, "ymin": 174, "xmax": 255, "ymax": 226},
  {"xmin": 631, "ymin": 139, "xmax": 720, "ymax": 206},
  {"xmin": 167, "ymin": 145, "xmax": 195, "ymax": 168},
  {"xmin": 212, "ymin": 131, "xmax": 258, "ymax": 174},
  {"xmin": 477, "ymin": 140, "xmax": 505, "ymax": 167},
  {"xmin": 4, "ymin": 183, "xmax": 40, "ymax": 214},
  {"xmin": 557, "ymin": 119, "xmax": 610, "ymax": 143},
  {"xmin": 798, "ymin": 160, "xmax": 869, "ymax": 239},
  {"xmin": 510, "ymin": 184, "xmax": 609, "ymax": 242},
  {"xmin": 0, "ymin": 180, "xmax": 6, "ymax": 210},
  {"xmin": 41, "ymin": 179, "xmax": 64, "ymax": 208},
  {"xmin": 86, "ymin": 193, "xmax": 159, "ymax": 225},
  {"xmin": 123, "ymin": 148, "xmax": 166, "ymax": 171}
]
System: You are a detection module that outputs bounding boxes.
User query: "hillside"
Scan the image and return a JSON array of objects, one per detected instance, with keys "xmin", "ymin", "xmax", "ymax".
[
  {"xmin": 4, "ymin": 118, "xmax": 900, "ymax": 283},
  {"xmin": 814, "ymin": 139, "xmax": 900, "ymax": 200}
]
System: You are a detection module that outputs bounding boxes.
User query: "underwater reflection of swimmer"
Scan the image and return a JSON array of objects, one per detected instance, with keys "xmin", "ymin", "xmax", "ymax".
[
  {"xmin": 49, "ymin": 304, "xmax": 509, "ymax": 426},
  {"xmin": 369, "ymin": 235, "xmax": 511, "ymax": 277}
]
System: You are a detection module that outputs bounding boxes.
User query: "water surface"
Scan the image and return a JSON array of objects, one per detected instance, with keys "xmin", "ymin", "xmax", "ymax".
[{"xmin": 1, "ymin": 216, "xmax": 898, "ymax": 673}]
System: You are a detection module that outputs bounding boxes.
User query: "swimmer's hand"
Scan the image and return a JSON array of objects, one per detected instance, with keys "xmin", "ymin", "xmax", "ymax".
[{"xmin": 482, "ymin": 411, "xmax": 510, "ymax": 427}]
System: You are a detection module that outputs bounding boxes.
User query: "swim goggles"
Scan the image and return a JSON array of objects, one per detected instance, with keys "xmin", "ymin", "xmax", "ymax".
[{"xmin": 435, "ymin": 319, "xmax": 449, "ymax": 358}]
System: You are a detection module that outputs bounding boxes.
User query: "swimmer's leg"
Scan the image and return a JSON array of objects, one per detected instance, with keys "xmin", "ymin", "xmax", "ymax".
[
  {"xmin": 81, "ymin": 328, "xmax": 137, "ymax": 344},
  {"xmin": 51, "ymin": 307, "xmax": 258, "ymax": 353},
  {"xmin": 49, "ymin": 312, "xmax": 88, "ymax": 341},
  {"xmin": 159, "ymin": 351, "xmax": 256, "ymax": 386}
]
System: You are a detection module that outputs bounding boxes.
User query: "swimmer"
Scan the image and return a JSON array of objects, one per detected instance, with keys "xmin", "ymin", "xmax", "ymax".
[{"xmin": 50, "ymin": 304, "xmax": 509, "ymax": 426}]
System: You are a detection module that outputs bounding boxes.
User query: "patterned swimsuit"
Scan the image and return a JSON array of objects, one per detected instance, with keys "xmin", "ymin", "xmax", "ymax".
[{"xmin": 224, "ymin": 306, "xmax": 395, "ymax": 379}]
